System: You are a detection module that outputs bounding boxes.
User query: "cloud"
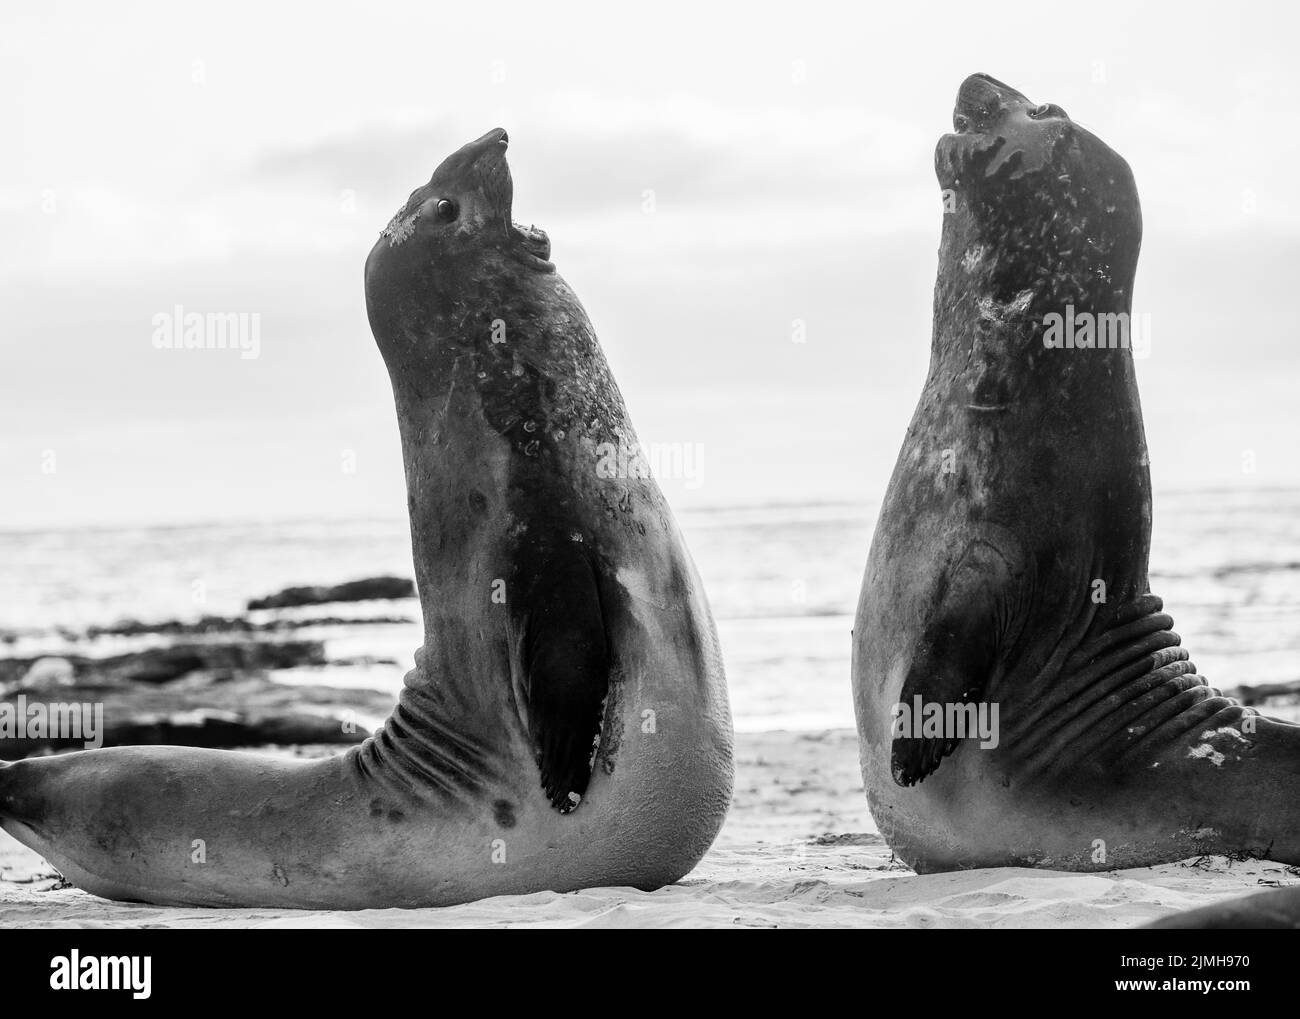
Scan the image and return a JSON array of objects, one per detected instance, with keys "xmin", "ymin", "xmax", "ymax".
[{"xmin": 247, "ymin": 91, "xmax": 930, "ymax": 222}]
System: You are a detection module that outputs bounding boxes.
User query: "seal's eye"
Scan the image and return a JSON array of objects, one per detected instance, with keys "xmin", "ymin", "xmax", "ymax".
[{"xmin": 435, "ymin": 198, "xmax": 458, "ymax": 223}]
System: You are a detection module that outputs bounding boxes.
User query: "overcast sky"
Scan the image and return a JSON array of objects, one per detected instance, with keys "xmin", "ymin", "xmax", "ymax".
[{"xmin": 2, "ymin": 0, "xmax": 1297, "ymax": 528}]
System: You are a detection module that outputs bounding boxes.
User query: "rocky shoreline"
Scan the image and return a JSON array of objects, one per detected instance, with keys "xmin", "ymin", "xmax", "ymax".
[
  {"xmin": 0, "ymin": 577, "xmax": 416, "ymax": 759},
  {"xmin": 4, "ymin": 573, "xmax": 1299, "ymax": 760}
]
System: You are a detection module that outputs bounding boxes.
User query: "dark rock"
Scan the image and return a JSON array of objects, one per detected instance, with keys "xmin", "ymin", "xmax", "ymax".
[
  {"xmin": 79, "ymin": 613, "xmax": 413, "ymax": 639},
  {"xmin": 0, "ymin": 677, "xmax": 395, "ymax": 759},
  {"xmin": 1224, "ymin": 680, "xmax": 1300, "ymax": 707},
  {"xmin": 0, "ymin": 640, "xmax": 328, "ymax": 690},
  {"xmin": 86, "ymin": 615, "xmax": 255, "ymax": 638},
  {"xmin": 246, "ymin": 576, "xmax": 416, "ymax": 610}
]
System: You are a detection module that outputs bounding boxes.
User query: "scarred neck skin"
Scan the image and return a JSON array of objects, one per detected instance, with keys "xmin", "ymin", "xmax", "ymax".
[
  {"xmin": 930, "ymin": 180, "xmax": 1143, "ymax": 419},
  {"xmin": 368, "ymin": 256, "xmax": 635, "ymax": 637},
  {"xmin": 368, "ymin": 244, "xmax": 612, "ymax": 425}
]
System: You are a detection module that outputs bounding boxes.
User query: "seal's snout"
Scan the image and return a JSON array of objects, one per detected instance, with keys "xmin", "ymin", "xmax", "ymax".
[
  {"xmin": 471, "ymin": 127, "xmax": 509, "ymax": 152},
  {"xmin": 954, "ymin": 73, "xmax": 1031, "ymax": 133}
]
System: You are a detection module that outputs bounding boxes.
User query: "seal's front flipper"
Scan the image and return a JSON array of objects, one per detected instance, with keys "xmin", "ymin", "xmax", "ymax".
[
  {"xmin": 512, "ymin": 546, "xmax": 610, "ymax": 813},
  {"xmin": 891, "ymin": 539, "xmax": 1021, "ymax": 787}
]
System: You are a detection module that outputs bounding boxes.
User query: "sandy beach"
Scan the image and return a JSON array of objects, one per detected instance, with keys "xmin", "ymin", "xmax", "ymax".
[{"xmin": 4, "ymin": 728, "xmax": 1295, "ymax": 929}]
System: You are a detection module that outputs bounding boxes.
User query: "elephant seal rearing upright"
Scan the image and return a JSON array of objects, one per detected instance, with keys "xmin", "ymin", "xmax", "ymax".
[
  {"xmin": 852, "ymin": 75, "xmax": 1300, "ymax": 873},
  {"xmin": 0, "ymin": 129, "xmax": 733, "ymax": 907}
]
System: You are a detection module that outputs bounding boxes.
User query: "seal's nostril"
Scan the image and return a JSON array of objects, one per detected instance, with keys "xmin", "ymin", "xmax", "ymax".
[
  {"xmin": 1028, "ymin": 103, "xmax": 1067, "ymax": 120},
  {"xmin": 498, "ymin": 130, "xmax": 509, "ymax": 146}
]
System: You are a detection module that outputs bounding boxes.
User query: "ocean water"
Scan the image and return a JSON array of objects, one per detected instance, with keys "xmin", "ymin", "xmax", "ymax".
[{"xmin": 2, "ymin": 488, "xmax": 1299, "ymax": 733}]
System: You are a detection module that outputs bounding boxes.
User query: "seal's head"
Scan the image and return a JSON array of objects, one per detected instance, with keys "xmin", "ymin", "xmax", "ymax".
[
  {"xmin": 373, "ymin": 128, "xmax": 552, "ymax": 272},
  {"xmin": 926, "ymin": 76, "xmax": 1148, "ymax": 420},
  {"xmin": 936, "ymin": 74, "xmax": 1141, "ymax": 305},
  {"xmin": 364, "ymin": 129, "xmax": 555, "ymax": 365}
]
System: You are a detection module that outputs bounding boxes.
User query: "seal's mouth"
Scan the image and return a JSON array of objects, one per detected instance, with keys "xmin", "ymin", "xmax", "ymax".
[
  {"xmin": 510, "ymin": 220, "xmax": 553, "ymax": 271},
  {"xmin": 493, "ymin": 130, "xmax": 555, "ymax": 272}
]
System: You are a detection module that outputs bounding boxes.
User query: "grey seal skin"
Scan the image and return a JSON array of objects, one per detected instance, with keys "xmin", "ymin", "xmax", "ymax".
[
  {"xmin": 1145, "ymin": 886, "xmax": 1300, "ymax": 929},
  {"xmin": 852, "ymin": 74, "xmax": 1300, "ymax": 874},
  {"xmin": 0, "ymin": 129, "xmax": 734, "ymax": 907}
]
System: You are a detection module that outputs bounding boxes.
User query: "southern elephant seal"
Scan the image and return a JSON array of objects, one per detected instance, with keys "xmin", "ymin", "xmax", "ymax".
[
  {"xmin": 852, "ymin": 75, "xmax": 1299, "ymax": 873},
  {"xmin": 0, "ymin": 128, "xmax": 734, "ymax": 907}
]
